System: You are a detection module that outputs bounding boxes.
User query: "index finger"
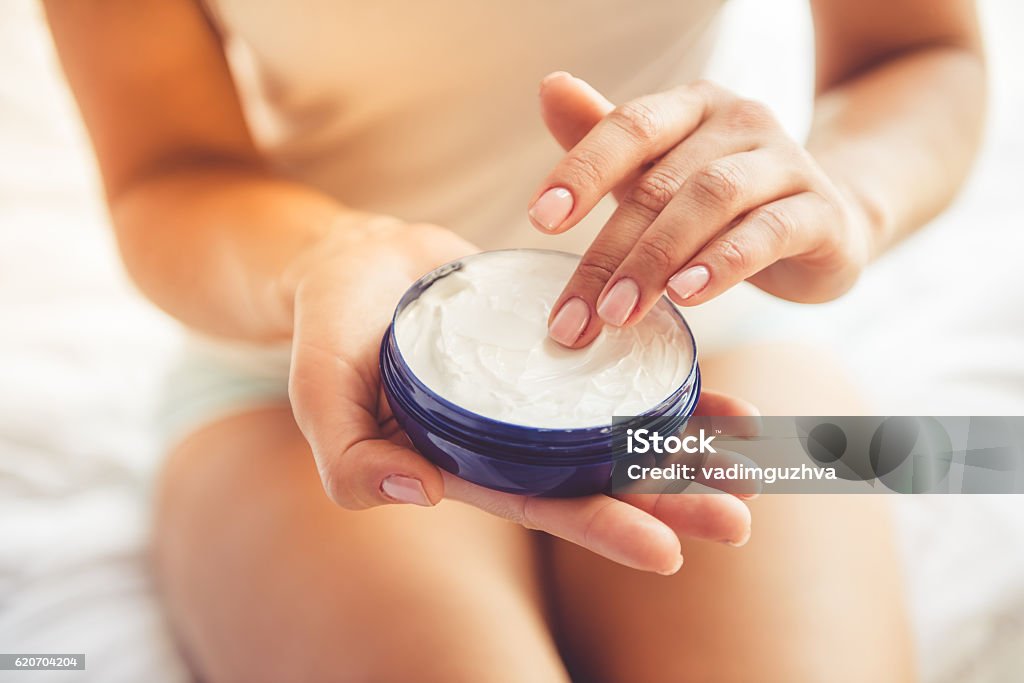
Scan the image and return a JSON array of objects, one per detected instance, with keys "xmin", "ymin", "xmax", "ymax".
[{"xmin": 527, "ymin": 82, "xmax": 711, "ymax": 234}]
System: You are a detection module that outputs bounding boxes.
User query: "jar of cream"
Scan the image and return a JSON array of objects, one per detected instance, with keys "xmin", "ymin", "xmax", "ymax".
[{"xmin": 379, "ymin": 249, "xmax": 700, "ymax": 496}]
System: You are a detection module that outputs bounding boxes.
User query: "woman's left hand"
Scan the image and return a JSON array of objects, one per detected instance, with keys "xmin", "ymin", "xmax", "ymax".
[{"xmin": 530, "ymin": 73, "xmax": 873, "ymax": 348}]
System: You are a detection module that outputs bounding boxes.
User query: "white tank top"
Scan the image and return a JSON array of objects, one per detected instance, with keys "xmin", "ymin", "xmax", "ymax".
[{"xmin": 203, "ymin": 0, "xmax": 725, "ymax": 255}]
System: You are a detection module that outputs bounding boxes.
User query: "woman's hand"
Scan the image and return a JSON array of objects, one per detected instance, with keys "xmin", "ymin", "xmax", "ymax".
[
  {"xmin": 283, "ymin": 218, "xmax": 755, "ymax": 574},
  {"xmin": 531, "ymin": 73, "xmax": 873, "ymax": 348}
]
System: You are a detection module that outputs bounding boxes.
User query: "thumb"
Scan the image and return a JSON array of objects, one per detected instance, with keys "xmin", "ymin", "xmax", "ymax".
[
  {"xmin": 288, "ymin": 340, "xmax": 445, "ymax": 510},
  {"xmin": 539, "ymin": 71, "xmax": 613, "ymax": 151},
  {"xmin": 288, "ymin": 275, "xmax": 445, "ymax": 510}
]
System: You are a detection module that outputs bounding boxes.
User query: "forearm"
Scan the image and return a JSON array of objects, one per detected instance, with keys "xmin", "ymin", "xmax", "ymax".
[
  {"xmin": 44, "ymin": 0, "xmax": 383, "ymax": 342},
  {"xmin": 110, "ymin": 164, "xmax": 365, "ymax": 341},
  {"xmin": 806, "ymin": 45, "xmax": 986, "ymax": 256}
]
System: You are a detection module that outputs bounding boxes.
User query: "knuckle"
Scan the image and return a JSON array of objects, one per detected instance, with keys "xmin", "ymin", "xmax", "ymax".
[
  {"xmin": 562, "ymin": 147, "xmax": 608, "ymax": 188},
  {"xmin": 518, "ymin": 498, "xmax": 538, "ymax": 530},
  {"xmin": 788, "ymin": 143, "xmax": 818, "ymax": 168},
  {"xmin": 711, "ymin": 236, "xmax": 750, "ymax": 273},
  {"xmin": 624, "ymin": 168, "xmax": 680, "ymax": 215},
  {"xmin": 609, "ymin": 100, "xmax": 662, "ymax": 145},
  {"xmin": 690, "ymin": 78, "xmax": 722, "ymax": 98},
  {"xmin": 724, "ymin": 98, "xmax": 776, "ymax": 130},
  {"xmin": 318, "ymin": 466, "xmax": 349, "ymax": 508},
  {"xmin": 635, "ymin": 232, "xmax": 678, "ymax": 272},
  {"xmin": 750, "ymin": 204, "xmax": 796, "ymax": 243},
  {"xmin": 320, "ymin": 452, "xmax": 376, "ymax": 510},
  {"xmin": 691, "ymin": 79, "xmax": 733, "ymax": 109},
  {"xmin": 574, "ymin": 249, "xmax": 619, "ymax": 290},
  {"xmin": 689, "ymin": 160, "xmax": 744, "ymax": 208}
]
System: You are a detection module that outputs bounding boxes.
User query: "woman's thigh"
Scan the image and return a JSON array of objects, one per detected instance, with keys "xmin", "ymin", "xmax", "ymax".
[
  {"xmin": 153, "ymin": 405, "xmax": 568, "ymax": 683},
  {"xmin": 546, "ymin": 343, "xmax": 915, "ymax": 683}
]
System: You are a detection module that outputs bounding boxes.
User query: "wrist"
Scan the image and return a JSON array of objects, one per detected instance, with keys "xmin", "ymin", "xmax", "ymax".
[
  {"xmin": 831, "ymin": 176, "xmax": 892, "ymax": 261},
  {"xmin": 270, "ymin": 212, "xmax": 411, "ymax": 337},
  {"xmin": 807, "ymin": 137, "xmax": 894, "ymax": 261}
]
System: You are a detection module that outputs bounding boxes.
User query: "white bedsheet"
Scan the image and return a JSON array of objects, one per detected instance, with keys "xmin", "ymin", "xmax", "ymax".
[{"xmin": 1, "ymin": 1, "xmax": 1022, "ymax": 681}]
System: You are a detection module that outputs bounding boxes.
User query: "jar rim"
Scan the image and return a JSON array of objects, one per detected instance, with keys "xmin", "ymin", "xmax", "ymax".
[{"xmin": 386, "ymin": 248, "xmax": 700, "ymax": 435}]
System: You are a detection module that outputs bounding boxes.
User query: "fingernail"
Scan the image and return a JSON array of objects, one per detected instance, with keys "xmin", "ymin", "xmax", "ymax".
[
  {"xmin": 667, "ymin": 266, "xmax": 710, "ymax": 301},
  {"xmin": 540, "ymin": 71, "xmax": 573, "ymax": 92},
  {"xmin": 597, "ymin": 278, "xmax": 640, "ymax": 326},
  {"xmin": 726, "ymin": 527, "xmax": 751, "ymax": 548},
  {"xmin": 548, "ymin": 297, "xmax": 590, "ymax": 346},
  {"xmin": 529, "ymin": 187, "xmax": 573, "ymax": 231},
  {"xmin": 381, "ymin": 475, "xmax": 432, "ymax": 507},
  {"xmin": 658, "ymin": 554, "xmax": 685, "ymax": 576}
]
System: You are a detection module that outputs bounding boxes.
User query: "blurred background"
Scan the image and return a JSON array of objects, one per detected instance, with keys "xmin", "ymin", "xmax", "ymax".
[{"xmin": 1, "ymin": 1, "xmax": 1022, "ymax": 681}]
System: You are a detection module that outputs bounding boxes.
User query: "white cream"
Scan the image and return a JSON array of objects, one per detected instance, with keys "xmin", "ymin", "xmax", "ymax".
[{"xmin": 395, "ymin": 250, "xmax": 693, "ymax": 428}]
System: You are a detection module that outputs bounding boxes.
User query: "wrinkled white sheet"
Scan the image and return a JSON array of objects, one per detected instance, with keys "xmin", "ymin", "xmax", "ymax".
[{"xmin": 1, "ymin": 1, "xmax": 1022, "ymax": 681}]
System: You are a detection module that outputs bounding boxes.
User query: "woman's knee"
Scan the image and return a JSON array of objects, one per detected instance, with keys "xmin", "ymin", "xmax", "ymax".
[{"xmin": 151, "ymin": 408, "xmax": 567, "ymax": 683}]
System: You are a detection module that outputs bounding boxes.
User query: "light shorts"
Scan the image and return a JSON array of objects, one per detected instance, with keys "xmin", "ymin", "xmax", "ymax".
[{"xmin": 157, "ymin": 333, "xmax": 292, "ymax": 451}]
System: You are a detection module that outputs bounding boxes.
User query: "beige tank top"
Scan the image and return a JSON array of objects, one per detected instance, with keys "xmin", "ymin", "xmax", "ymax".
[{"xmin": 204, "ymin": 0, "xmax": 724, "ymax": 255}]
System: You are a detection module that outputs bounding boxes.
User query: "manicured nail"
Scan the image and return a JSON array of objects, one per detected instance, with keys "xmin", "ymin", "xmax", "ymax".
[
  {"xmin": 548, "ymin": 297, "xmax": 590, "ymax": 346},
  {"xmin": 726, "ymin": 527, "xmax": 751, "ymax": 548},
  {"xmin": 658, "ymin": 554, "xmax": 685, "ymax": 576},
  {"xmin": 597, "ymin": 278, "xmax": 640, "ymax": 326},
  {"xmin": 381, "ymin": 475, "xmax": 432, "ymax": 506},
  {"xmin": 529, "ymin": 187, "xmax": 573, "ymax": 231},
  {"xmin": 667, "ymin": 266, "xmax": 710, "ymax": 301}
]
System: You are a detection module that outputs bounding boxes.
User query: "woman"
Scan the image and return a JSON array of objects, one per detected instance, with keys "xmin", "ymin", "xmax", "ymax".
[{"xmin": 45, "ymin": 1, "xmax": 984, "ymax": 680}]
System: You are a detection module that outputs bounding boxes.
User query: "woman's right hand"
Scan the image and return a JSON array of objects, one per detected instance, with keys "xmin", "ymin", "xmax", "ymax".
[{"xmin": 284, "ymin": 217, "xmax": 755, "ymax": 574}]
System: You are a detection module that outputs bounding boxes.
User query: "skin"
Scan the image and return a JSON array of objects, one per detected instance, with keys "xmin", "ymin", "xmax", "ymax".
[
  {"xmin": 154, "ymin": 346, "xmax": 912, "ymax": 682},
  {"xmin": 43, "ymin": 0, "xmax": 982, "ymax": 679},
  {"xmin": 44, "ymin": 0, "xmax": 755, "ymax": 576},
  {"xmin": 551, "ymin": 346, "xmax": 914, "ymax": 682},
  {"xmin": 533, "ymin": 0, "xmax": 984, "ymax": 348}
]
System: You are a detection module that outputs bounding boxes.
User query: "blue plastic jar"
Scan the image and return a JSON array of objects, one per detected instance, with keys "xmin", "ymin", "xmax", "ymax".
[{"xmin": 379, "ymin": 249, "xmax": 701, "ymax": 497}]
